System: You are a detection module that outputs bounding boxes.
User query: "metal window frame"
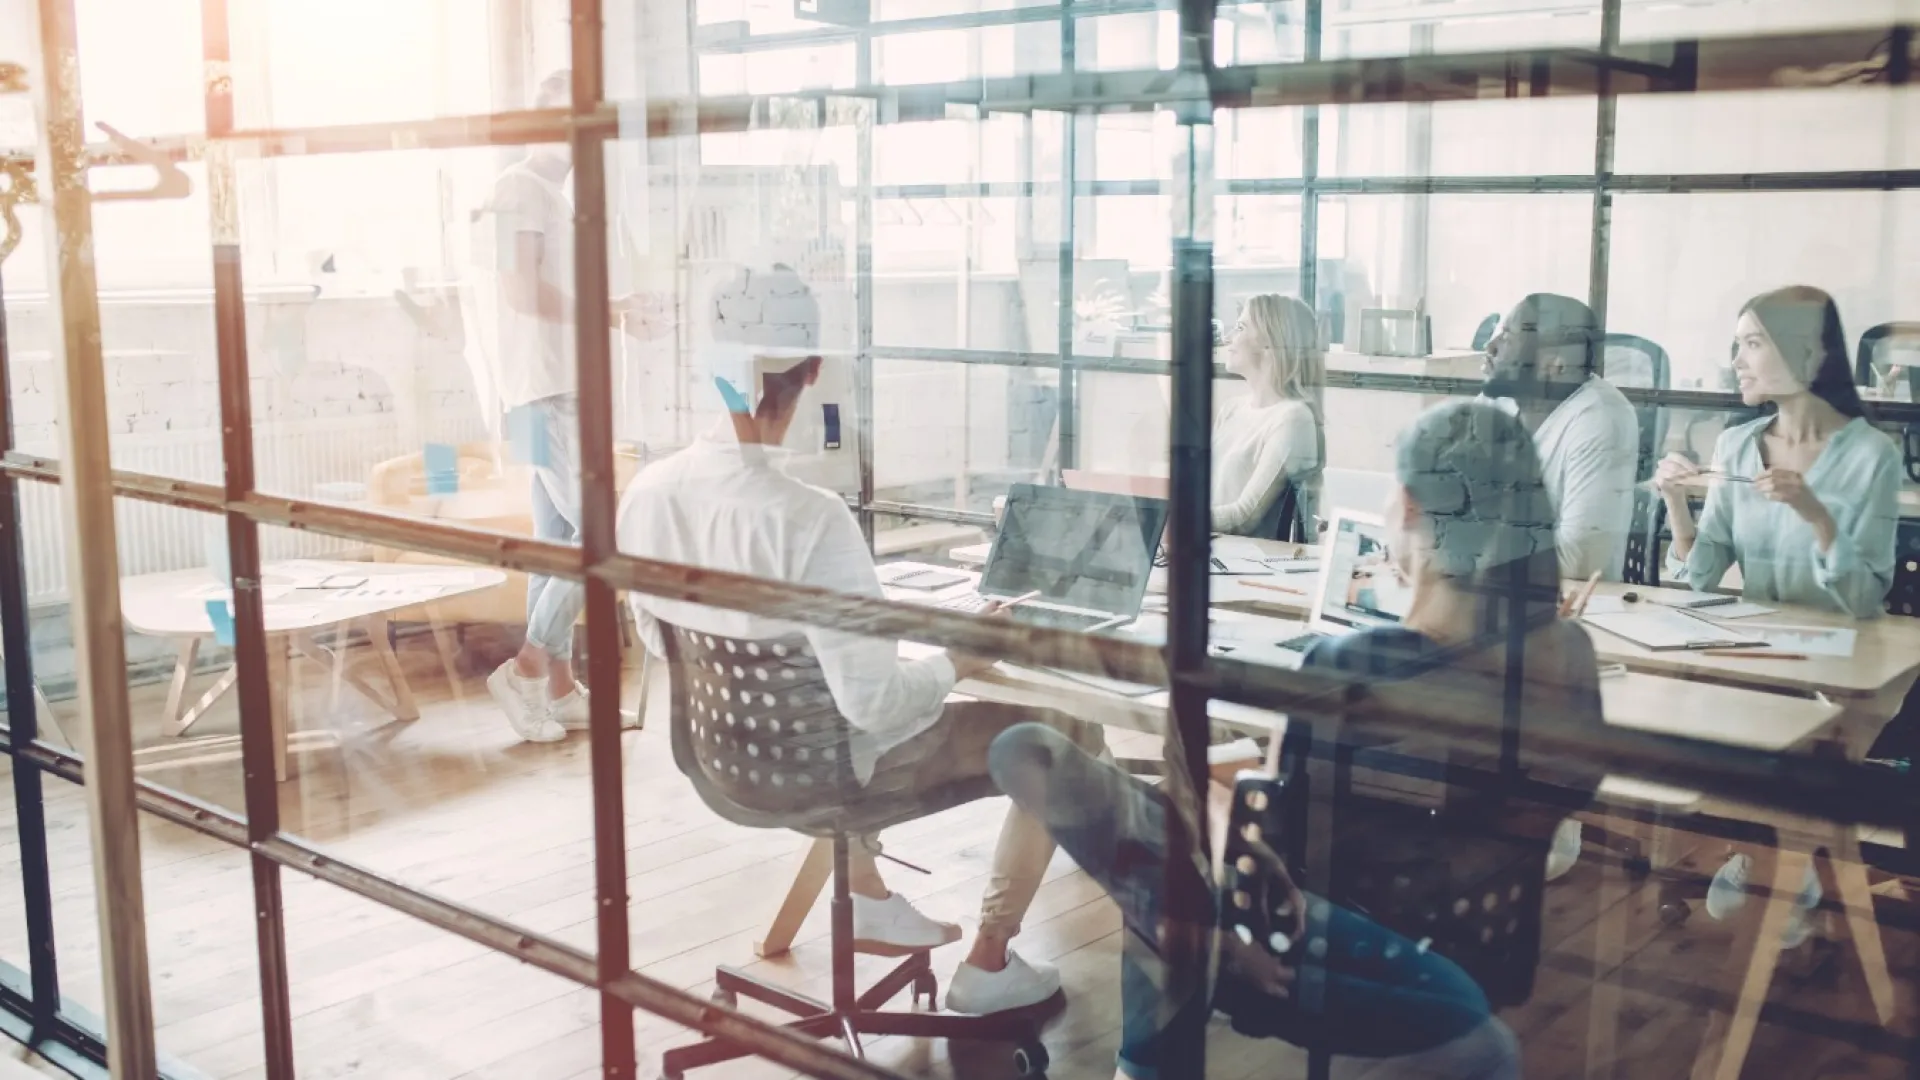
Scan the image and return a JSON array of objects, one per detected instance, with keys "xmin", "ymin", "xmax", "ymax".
[{"xmin": 0, "ymin": 5, "xmax": 1916, "ymax": 1080}]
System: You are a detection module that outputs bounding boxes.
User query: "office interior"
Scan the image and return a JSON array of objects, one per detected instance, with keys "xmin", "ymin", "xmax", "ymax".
[{"xmin": 3, "ymin": 0, "xmax": 1920, "ymax": 1078}]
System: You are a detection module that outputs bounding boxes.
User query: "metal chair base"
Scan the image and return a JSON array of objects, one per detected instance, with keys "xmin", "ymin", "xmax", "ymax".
[{"xmin": 658, "ymin": 836, "xmax": 1054, "ymax": 1078}]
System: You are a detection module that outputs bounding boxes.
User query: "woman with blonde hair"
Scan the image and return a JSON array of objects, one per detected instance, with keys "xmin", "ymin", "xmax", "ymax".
[{"xmin": 1215, "ymin": 293, "xmax": 1326, "ymax": 537}]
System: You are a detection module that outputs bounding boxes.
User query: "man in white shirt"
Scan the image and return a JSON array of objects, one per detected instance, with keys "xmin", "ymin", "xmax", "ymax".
[
  {"xmin": 620, "ymin": 348, "xmax": 1104, "ymax": 1016},
  {"xmin": 1482, "ymin": 293, "xmax": 1641, "ymax": 583}
]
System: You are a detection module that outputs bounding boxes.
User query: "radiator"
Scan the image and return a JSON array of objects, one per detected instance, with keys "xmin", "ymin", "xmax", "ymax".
[{"xmin": 16, "ymin": 417, "xmax": 410, "ymax": 607}]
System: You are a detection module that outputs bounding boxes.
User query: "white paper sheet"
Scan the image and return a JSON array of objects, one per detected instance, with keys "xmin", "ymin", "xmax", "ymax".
[{"xmin": 1735, "ymin": 623, "xmax": 1858, "ymax": 658}]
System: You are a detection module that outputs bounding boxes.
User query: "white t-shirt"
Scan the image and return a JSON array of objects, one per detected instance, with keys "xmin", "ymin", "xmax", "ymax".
[
  {"xmin": 480, "ymin": 159, "xmax": 576, "ymax": 409},
  {"xmin": 1531, "ymin": 376, "xmax": 1641, "ymax": 581},
  {"xmin": 618, "ymin": 435, "xmax": 956, "ymax": 784},
  {"xmin": 1211, "ymin": 396, "xmax": 1321, "ymax": 535}
]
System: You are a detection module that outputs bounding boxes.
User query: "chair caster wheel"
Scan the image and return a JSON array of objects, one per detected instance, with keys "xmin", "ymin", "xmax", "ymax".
[
  {"xmin": 1013, "ymin": 1041, "xmax": 1050, "ymax": 1076},
  {"xmin": 710, "ymin": 987, "xmax": 738, "ymax": 1009},
  {"xmin": 1626, "ymin": 854, "xmax": 1652, "ymax": 879},
  {"xmin": 912, "ymin": 972, "xmax": 938, "ymax": 1009},
  {"xmin": 1659, "ymin": 899, "xmax": 1691, "ymax": 926}
]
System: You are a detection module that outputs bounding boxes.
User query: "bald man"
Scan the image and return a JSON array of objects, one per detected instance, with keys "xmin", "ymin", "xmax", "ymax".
[{"xmin": 1482, "ymin": 293, "xmax": 1641, "ymax": 582}]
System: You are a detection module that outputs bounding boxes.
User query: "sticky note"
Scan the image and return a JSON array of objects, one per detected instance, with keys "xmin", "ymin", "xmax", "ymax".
[
  {"xmin": 205, "ymin": 599, "xmax": 235, "ymax": 646},
  {"xmin": 505, "ymin": 406, "xmax": 551, "ymax": 469},
  {"xmin": 423, "ymin": 441, "xmax": 460, "ymax": 495}
]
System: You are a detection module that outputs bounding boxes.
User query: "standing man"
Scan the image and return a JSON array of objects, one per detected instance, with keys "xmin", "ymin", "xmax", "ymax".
[
  {"xmin": 479, "ymin": 69, "xmax": 649, "ymax": 742},
  {"xmin": 1481, "ymin": 293, "xmax": 1641, "ymax": 583}
]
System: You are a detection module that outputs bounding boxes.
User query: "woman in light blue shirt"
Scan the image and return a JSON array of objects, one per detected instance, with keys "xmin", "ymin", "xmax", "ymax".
[{"xmin": 1655, "ymin": 286, "xmax": 1901, "ymax": 620}]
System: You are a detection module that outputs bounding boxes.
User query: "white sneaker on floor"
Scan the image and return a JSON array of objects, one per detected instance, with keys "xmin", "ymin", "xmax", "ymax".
[
  {"xmin": 552, "ymin": 686, "xmax": 643, "ymax": 732},
  {"xmin": 944, "ymin": 952, "xmax": 1063, "ymax": 1015},
  {"xmin": 1704, "ymin": 853, "xmax": 1822, "ymax": 947},
  {"xmin": 1545, "ymin": 818, "xmax": 1582, "ymax": 883},
  {"xmin": 851, "ymin": 892, "xmax": 961, "ymax": 955},
  {"xmin": 488, "ymin": 662, "xmax": 565, "ymax": 744}
]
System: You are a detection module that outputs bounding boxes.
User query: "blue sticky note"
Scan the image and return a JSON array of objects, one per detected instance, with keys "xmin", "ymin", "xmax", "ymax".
[
  {"xmin": 423, "ymin": 441, "xmax": 460, "ymax": 495},
  {"xmin": 714, "ymin": 376, "xmax": 751, "ymax": 416},
  {"xmin": 504, "ymin": 406, "xmax": 551, "ymax": 469},
  {"xmin": 205, "ymin": 599, "xmax": 235, "ymax": 646}
]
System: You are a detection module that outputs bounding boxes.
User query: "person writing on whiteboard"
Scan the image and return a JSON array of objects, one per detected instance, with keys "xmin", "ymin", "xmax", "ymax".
[
  {"xmin": 1653, "ymin": 286, "xmax": 1900, "ymax": 619},
  {"xmin": 1213, "ymin": 294, "xmax": 1325, "ymax": 538},
  {"xmin": 1480, "ymin": 293, "xmax": 1640, "ymax": 582},
  {"xmin": 1652, "ymin": 285, "xmax": 1901, "ymax": 937},
  {"xmin": 618, "ymin": 292, "xmax": 1106, "ymax": 1016}
]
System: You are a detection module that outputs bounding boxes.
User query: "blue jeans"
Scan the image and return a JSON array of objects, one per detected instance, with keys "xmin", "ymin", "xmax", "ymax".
[
  {"xmin": 987, "ymin": 723, "xmax": 1521, "ymax": 1080},
  {"xmin": 521, "ymin": 394, "xmax": 583, "ymax": 660}
]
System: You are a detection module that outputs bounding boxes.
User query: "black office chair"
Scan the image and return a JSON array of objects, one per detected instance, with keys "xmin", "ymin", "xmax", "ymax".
[
  {"xmin": 1601, "ymin": 332, "xmax": 1670, "ymax": 484},
  {"xmin": 1244, "ymin": 479, "xmax": 1302, "ymax": 543},
  {"xmin": 1470, "ymin": 313, "xmax": 1501, "ymax": 352},
  {"xmin": 1862, "ymin": 529, "xmax": 1920, "ymax": 876},
  {"xmin": 1220, "ymin": 730, "xmax": 1547, "ymax": 1080},
  {"xmin": 1621, "ymin": 487, "xmax": 1664, "ymax": 588},
  {"xmin": 657, "ymin": 623, "xmax": 1051, "ymax": 1078},
  {"xmin": 1855, "ymin": 321, "xmax": 1920, "ymax": 389}
]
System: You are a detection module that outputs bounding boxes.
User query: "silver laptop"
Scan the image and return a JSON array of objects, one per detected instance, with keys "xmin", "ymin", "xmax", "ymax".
[
  {"xmin": 936, "ymin": 483, "xmax": 1169, "ymax": 633},
  {"xmin": 1267, "ymin": 512, "xmax": 1411, "ymax": 661}
]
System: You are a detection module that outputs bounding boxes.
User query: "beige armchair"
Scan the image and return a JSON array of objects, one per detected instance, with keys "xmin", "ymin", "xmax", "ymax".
[{"xmin": 365, "ymin": 442, "xmax": 646, "ymax": 630}]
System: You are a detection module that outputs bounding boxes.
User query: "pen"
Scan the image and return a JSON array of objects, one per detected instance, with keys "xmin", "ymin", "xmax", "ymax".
[
  {"xmin": 1702, "ymin": 649, "xmax": 1808, "ymax": 660},
  {"xmin": 1243, "ymin": 580, "xmax": 1308, "ymax": 597}
]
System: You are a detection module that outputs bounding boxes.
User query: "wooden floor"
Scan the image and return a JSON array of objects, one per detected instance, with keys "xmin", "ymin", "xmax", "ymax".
[{"xmin": 2, "ymin": 628, "xmax": 1916, "ymax": 1079}]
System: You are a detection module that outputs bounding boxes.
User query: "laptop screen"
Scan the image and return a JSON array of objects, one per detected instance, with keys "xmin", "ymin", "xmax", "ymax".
[
  {"xmin": 981, "ymin": 484, "xmax": 1168, "ymax": 615},
  {"xmin": 1311, "ymin": 513, "xmax": 1412, "ymax": 633}
]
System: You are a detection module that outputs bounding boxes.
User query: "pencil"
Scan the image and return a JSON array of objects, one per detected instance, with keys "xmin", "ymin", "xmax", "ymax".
[
  {"xmin": 1572, "ymin": 571, "xmax": 1601, "ymax": 617},
  {"xmin": 1243, "ymin": 579, "xmax": 1308, "ymax": 597},
  {"xmin": 1702, "ymin": 649, "xmax": 1808, "ymax": 660}
]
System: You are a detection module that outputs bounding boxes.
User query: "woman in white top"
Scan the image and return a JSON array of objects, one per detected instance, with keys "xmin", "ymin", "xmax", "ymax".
[{"xmin": 1214, "ymin": 294, "xmax": 1325, "ymax": 537}]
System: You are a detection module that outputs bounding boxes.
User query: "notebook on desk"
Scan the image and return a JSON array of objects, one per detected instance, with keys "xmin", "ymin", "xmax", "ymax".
[{"xmin": 1580, "ymin": 608, "xmax": 1768, "ymax": 651}]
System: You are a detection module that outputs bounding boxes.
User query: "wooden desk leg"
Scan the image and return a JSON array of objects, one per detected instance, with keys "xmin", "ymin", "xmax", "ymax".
[
  {"xmin": 1823, "ymin": 848, "xmax": 1899, "ymax": 1027},
  {"xmin": 1587, "ymin": 811, "xmax": 1653, "ymax": 1080},
  {"xmin": 365, "ymin": 615, "xmax": 420, "ymax": 722},
  {"xmin": 161, "ymin": 637, "xmax": 201, "ymax": 735},
  {"xmin": 1692, "ymin": 845, "xmax": 1806, "ymax": 1080},
  {"xmin": 266, "ymin": 632, "xmax": 291, "ymax": 783},
  {"xmin": 756, "ymin": 837, "xmax": 833, "ymax": 959}
]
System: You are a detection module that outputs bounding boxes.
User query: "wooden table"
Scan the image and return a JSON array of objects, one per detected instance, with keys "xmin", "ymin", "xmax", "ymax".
[{"xmin": 121, "ymin": 560, "xmax": 506, "ymax": 781}]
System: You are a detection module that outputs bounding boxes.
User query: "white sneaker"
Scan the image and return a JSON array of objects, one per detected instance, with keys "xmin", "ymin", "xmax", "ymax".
[
  {"xmin": 1545, "ymin": 818, "xmax": 1582, "ymax": 883},
  {"xmin": 488, "ymin": 662, "xmax": 565, "ymax": 744},
  {"xmin": 851, "ymin": 892, "xmax": 961, "ymax": 956},
  {"xmin": 944, "ymin": 952, "xmax": 1063, "ymax": 1015},
  {"xmin": 1704, "ymin": 853, "xmax": 1822, "ymax": 947},
  {"xmin": 552, "ymin": 686, "xmax": 644, "ymax": 732}
]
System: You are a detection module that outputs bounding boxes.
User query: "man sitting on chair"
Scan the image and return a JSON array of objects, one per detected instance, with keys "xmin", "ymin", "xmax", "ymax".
[{"xmin": 618, "ymin": 335, "xmax": 1105, "ymax": 1017}]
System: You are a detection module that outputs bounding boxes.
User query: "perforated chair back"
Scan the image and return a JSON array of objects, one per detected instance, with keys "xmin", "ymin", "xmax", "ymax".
[
  {"xmin": 1890, "ymin": 518, "xmax": 1920, "ymax": 619},
  {"xmin": 1242, "ymin": 479, "xmax": 1302, "ymax": 542},
  {"xmin": 660, "ymin": 623, "xmax": 861, "ymax": 832},
  {"xmin": 1602, "ymin": 333, "xmax": 1670, "ymax": 483},
  {"xmin": 1621, "ymin": 487, "xmax": 1664, "ymax": 587}
]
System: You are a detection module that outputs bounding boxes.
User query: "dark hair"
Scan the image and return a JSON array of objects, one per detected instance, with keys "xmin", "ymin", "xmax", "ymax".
[
  {"xmin": 1396, "ymin": 401, "xmax": 1561, "ymax": 626},
  {"xmin": 1738, "ymin": 286, "xmax": 1867, "ymax": 420}
]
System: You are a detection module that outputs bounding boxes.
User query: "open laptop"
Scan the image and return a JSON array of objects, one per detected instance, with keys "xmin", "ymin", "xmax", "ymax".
[
  {"xmin": 936, "ymin": 483, "xmax": 1168, "ymax": 633},
  {"xmin": 1268, "ymin": 511, "xmax": 1412, "ymax": 660}
]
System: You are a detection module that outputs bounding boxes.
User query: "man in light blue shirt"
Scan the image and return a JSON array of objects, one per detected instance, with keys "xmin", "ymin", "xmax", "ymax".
[{"xmin": 1482, "ymin": 294, "xmax": 1641, "ymax": 582}]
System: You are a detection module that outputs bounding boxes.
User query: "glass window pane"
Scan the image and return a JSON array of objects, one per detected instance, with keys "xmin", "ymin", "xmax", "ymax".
[
  {"xmin": 1608, "ymin": 191, "xmax": 1920, "ymax": 389},
  {"xmin": 698, "ymin": 43, "xmax": 858, "ymax": 95},
  {"xmin": 1325, "ymin": 0, "xmax": 1600, "ymax": 59},
  {"xmin": 1614, "ymin": 87, "xmax": 1920, "ymax": 175},
  {"xmin": 874, "ymin": 116, "xmax": 1029, "ymax": 189},
  {"xmin": 871, "ymin": 22, "xmax": 1063, "ymax": 85},
  {"xmin": 1320, "ymin": 99, "xmax": 1597, "ymax": 178},
  {"xmin": 1218, "ymin": 107, "xmax": 1305, "ymax": 180}
]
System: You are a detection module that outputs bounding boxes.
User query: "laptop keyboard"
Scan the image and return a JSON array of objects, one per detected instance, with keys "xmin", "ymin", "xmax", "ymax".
[
  {"xmin": 1275, "ymin": 633, "xmax": 1319, "ymax": 652},
  {"xmin": 936, "ymin": 594, "xmax": 1118, "ymax": 632}
]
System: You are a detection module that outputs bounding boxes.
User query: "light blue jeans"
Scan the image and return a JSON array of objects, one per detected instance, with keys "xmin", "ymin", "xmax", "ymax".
[{"xmin": 522, "ymin": 393, "xmax": 583, "ymax": 660}]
